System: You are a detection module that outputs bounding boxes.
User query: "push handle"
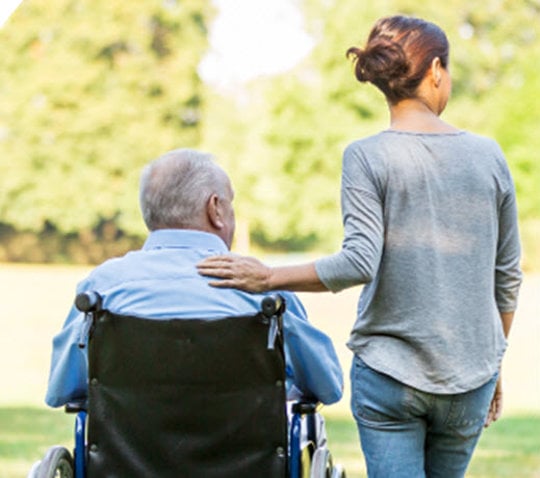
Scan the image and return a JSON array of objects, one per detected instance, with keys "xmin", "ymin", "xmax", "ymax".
[
  {"xmin": 261, "ymin": 294, "xmax": 286, "ymax": 350},
  {"xmin": 75, "ymin": 291, "xmax": 102, "ymax": 313},
  {"xmin": 261, "ymin": 294, "xmax": 285, "ymax": 318}
]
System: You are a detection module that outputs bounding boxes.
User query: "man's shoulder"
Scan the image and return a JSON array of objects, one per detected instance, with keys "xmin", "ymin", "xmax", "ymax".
[{"xmin": 82, "ymin": 249, "xmax": 145, "ymax": 289}]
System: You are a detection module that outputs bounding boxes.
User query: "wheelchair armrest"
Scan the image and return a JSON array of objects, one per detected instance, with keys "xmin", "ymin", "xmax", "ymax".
[{"xmin": 65, "ymin": 399, "xmax": 88, "ymax": 414}]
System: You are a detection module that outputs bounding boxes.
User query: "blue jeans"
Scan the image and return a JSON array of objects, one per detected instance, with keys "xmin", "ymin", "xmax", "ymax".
[{"xmin": 350, "ymin": 355, "xmax": 498, "ymax": 478}]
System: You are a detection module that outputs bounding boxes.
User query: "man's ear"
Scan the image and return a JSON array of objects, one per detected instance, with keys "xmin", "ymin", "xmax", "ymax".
[{"xmin": 207, "ymin": 193, "xmax": 224, "ymax": 229}]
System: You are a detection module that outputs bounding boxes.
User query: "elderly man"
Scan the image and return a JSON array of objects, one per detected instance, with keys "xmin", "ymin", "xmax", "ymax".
[{"xmin": 45, "ymin": 148, "xmax": 343, "ymax": 408}]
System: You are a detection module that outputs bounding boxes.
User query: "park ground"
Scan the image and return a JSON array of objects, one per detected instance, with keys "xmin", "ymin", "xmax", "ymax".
[{"xmin": 0, "ymin": 263, "xmax": 539, "ymax": 476}]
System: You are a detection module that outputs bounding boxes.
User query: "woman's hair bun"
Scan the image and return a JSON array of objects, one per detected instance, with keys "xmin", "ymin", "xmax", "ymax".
[{"xmin": 347, "ymin": 40, "xmax": 409, "ymax": 84}]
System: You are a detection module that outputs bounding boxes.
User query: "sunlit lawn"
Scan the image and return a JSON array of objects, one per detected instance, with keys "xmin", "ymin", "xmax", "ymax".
[
  {"xmin": 1, "ymin": 264, "xmax": 539, "ymax": 477},
  {"xmin": 1, "ymin": 407, "xmax": 539, "ymax": 478},
  {"xmin": 324, "ymin": 414, "xmax": 540, "ymax": 478}
]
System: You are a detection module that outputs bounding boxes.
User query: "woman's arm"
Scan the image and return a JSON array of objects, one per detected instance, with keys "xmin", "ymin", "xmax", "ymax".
[
  {"xmin": 484, "ymin": 310, "xmax": 515, "ymax": 428},
  {"xmin": 499, "ymin": 310, "xmax": 515, "ymax": 338},
  {"xmin": 197, "ymin": 255, "xmax": 329, "ymax": 293}
]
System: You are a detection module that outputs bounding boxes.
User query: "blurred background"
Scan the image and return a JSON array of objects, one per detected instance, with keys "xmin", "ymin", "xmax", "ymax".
[
  {"xmin": 0, "ymin": 1, "xmax": 538, "ymax": 476},
  {"xmin": 1, "ymin": 0, "xmax": 539, "ymax": 418},
  {"xmin": 0, "ymin": 0, "xmax": 539, "ymax": 266},
  {"xmin": 1, "ymin": 0, "xmax": 540, "ymax": 413}
]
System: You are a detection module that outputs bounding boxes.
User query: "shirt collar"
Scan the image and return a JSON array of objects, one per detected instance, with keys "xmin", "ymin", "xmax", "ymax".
[{"xmin": 143, "ymin": 229, "xmax": 229, "ymax": 254}]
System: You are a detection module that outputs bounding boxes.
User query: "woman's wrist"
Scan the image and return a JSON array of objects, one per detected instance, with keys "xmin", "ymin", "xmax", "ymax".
[{"xmin": 265, "ymin": 266, "xmax": 278, "ymax": 291}]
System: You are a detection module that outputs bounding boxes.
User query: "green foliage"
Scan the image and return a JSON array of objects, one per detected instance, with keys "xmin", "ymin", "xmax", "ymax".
[
  {"xmin": 212, "ymin": 0, "xmax": 540, "ymax": 253},
  {"xmin": 440, "ymin": 0, "xmax": 540, "ymax": 222},
  {"xmin": 0, "ymin": 0, "xmax": 213, "ymax": 237},
  {"xmin": 0, "ymin": 0, "xmax": 539, "ymax": 262}
]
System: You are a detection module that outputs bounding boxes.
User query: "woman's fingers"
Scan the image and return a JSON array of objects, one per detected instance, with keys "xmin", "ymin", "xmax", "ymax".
[
  {"xmin": 197, "ymin": 254, "xmax": 270, "ymax": 292},
  {"xmin": 484, "ymin": 377, "xmax": 503, "ymax": 428},
  {"xmin": 207, "ymin": 278, "xmax": 240, "ymax": 288},
  {"xmin": 197, "ymin": 255, "xmax": 234, "ymax": 278}
]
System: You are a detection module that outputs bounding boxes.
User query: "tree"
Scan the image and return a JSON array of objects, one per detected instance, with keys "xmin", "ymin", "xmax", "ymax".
[
  {"xmin": 1, "ymin": 0, "xmax": 539, "ymax": 266},
  {"xmin": 0, "ymin": 0, "xmax": 213, "ymax": 238}
]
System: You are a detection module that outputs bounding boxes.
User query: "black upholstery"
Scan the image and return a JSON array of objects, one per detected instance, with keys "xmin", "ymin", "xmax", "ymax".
[{"xmin": 86, "ymin": 311, "xmax": 288, "ymax": 478}]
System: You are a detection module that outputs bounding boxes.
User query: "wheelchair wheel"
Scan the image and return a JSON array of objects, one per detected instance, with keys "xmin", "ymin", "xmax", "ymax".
[
  {"xmin": 27, "ymin": 460, "xmax": 41, "ymax": 478},
  {"xmin": 300, "ymin": 441, "xmax": 315, "ymax": 477},
  {"xmin": 310, "ymin": 447, "xmax": 332, "ymax": 478},
  {"xmin": 35, "ymin": 446, "xmax": 74, "ymax": 478},
  {"xmin": 331, "ymin": 464, "xmax": 346, "ymax": 478}
]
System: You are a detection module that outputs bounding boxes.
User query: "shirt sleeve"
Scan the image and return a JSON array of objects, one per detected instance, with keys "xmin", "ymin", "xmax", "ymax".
[
  {"xmin": 280, "ymin": 292, "xmax": 343, "ymax": 405},
  {"xmin": 494, "ymin": 156, "xmax": 522, "ymax": 312},
  {"xmin": 45, "ymin": 290, "xmax": 90, "ymax": 407},
  {"xmin": 315, "ymin": 143, "xmax": 385, "ymax": 292}
]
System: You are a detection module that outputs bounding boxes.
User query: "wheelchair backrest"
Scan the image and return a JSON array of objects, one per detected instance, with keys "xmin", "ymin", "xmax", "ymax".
[{"xmin": 86, "ymin": 309, "xmax": 288, "ymax": 478}]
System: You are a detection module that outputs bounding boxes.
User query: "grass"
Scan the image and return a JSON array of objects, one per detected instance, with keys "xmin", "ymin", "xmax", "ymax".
[
  {"xmin": 465, "ymin": 416, "xmax": 540, "ymax": 477},
  {"xmin": 1, "ymin": 264, "xmax": 539, "ymax": 476},
  {"xmin": 1, "ymin": 407, "xmax": 538, "ymax": 478},
  {"xmin": 325, "ymin": 414, "xmax": 540, "ymax": 478},
  {"xmin": 0, "ymin": 407, "xmax": 73, "ymax": 478}
]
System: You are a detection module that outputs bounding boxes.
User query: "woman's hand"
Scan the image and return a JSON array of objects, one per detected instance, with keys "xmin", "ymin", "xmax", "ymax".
[
  {"xmin": 197, "ymin": 254, "xmax": 272, "ymax": 293},
  {"xmin": 484, "ymin": 376, "xmax": 503, "ymax": 428}
]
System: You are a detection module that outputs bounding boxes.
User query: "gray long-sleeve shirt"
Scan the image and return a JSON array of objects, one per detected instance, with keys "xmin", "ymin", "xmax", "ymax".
[{"xmin": 316, "ymin": 130, "xmax": 522, "ymax": 393}]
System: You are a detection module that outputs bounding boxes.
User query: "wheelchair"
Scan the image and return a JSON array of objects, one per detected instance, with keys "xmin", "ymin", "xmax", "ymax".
[{"xmin": 29, "ymin": 291, "xmax": 345, "ymax": 478}]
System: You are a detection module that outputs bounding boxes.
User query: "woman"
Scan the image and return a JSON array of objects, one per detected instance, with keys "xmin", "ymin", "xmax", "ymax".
[{"xmin": 198, "ymin": 15, "xmax": 522, "ymax": 477}]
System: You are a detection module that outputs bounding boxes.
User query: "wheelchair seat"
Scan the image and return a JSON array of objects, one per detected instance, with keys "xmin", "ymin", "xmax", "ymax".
[{"xmin": 29, "ymin": 292, "xmax": 345, "ymax": 478}]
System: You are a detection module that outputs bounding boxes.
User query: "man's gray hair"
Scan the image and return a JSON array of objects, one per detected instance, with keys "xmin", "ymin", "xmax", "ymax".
[{"xmin": 139, "ymin": 148, "xmax": 228, "ymax": 231}]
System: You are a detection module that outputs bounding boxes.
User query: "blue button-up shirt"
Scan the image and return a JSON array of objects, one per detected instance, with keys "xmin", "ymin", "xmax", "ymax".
[{"xmin": 45, "ymin": 230, "xmax": 343, "ymax": 408}]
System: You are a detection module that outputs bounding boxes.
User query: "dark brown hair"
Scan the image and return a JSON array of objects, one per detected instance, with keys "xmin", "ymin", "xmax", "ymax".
[{"xmin": 346, "ymin": 16, "xmax": 449, "ymax": 104}]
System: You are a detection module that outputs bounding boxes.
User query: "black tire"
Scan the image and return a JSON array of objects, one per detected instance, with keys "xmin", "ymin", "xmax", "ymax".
[{"xmin": 37, "ymin": 446, "xmax": 74, "ymax": 478}]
